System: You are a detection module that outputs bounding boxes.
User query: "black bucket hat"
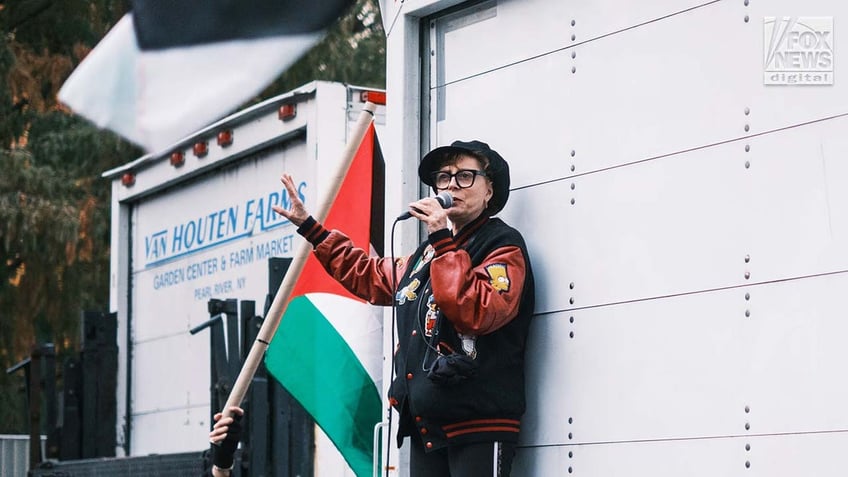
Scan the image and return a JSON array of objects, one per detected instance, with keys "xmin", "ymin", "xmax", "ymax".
[{"xmin": 418, "ymin": 140, "xmax": 510, "ymax": 216}]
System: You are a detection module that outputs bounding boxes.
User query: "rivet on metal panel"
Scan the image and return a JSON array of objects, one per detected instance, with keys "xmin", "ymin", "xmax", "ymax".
[
  {"xmin": 744, "ymin": 0, "xmax": 749, "ymax": 6},
  {"xmin": 745, "ymin": 161, "xmax": 751, "ymax": 169},
  {"xmin": 569, "ymin": 282, "xmax": 575, "ymax": 289},
  {"xmin": 571, "ymin": 164, "xmax": 576, "ymax": 172},
  {"xmin": 568, "ymin": 467, "xmax": 573, "ymax": 474},
  {"xmin": 570, "ymin": 183, "xmax": 576, "ymax": 190},
  {"xmin": 570, "ymin": 198, "xmax": 576, "ymax": 205},
  {"xmin": 744, "ymin": 107, "xmax": 750, "ymax": 115},
  {"xmin": 571, "ymin": 19, "xmax": 576, "ymax": 26},
  {"xmin": 572, "ymin": 51, "xmax": 576, "ymax": 59},
  {"xmin": 744, "ymin": 15, "xmax": 750, "ymax": 23},
  {"xmin": 745, "ymin": 292, "xmax": 750, "ymax": 301},
  {"xmin": 568, "ymin": 432, "xmax": 573, "ymax": 439},
  {"xmin": 570, "ymin": 316, "xmax": 574, "ymax": 323},
  {"xmin": 571, "ymin": 150, "xmax": 576, "ymax": 157},
  {"xmin": 569, "ymin": 297, "xmax": 575, "ymax": 304},
  {"xmin": 744, "ymin": 255, "xmax": 750, "ymax": 263},
  {"xmin": 569, "ymin": 331, "xmax": 574, "ymax": 338},
  {"xmin": 745, "ymin": 461, "xmax": 751, "ymax": 468},
  {"xmin": 745, "ymin": 310, "xmax": 750, "ymax": 317},
  {"xmin": 569, "ymin": 451, "xmax": 574, "ymax": 458},
  {"xmin": 744, "ymin": 124, "xmax": 750, "ymax": 132},
  {"xmin": 568, "ymin": 417, "xmax": 573, "ymax": 424},
  {"xmin": 745, "ymin": 144, "xmax": 750, "ymax": 152},
  {"xmin": 745, "ymin": 422, "xmax": 750, "ymax": 430},
  {"xmin": 571, "ymin": 34, "xmax": 576, "ymax": 41},
  {"xmin": 744, "ymin": 271, "xmax": 751, "ymax": 279},
  {"xmin": 745, "ymin": 443, "xmax": 751, "ymax": 451},
  {"xmin": 572, "ymin": 66, "xmax": 577, "ymax": 74},
  {"xmin": 745, "ymin": 405, "xmax": 750, "ymax": 413}
]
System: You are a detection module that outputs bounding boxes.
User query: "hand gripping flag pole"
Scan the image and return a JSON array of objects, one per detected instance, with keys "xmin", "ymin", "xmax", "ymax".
[{"xmin": 218, "ymin": 101, "xmax": 378, "ymax": 420}]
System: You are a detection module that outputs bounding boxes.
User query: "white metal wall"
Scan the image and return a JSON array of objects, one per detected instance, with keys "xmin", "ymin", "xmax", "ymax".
[{"xmin": 404, "ymin": 0, "xmax": 848, "ymax": 475}]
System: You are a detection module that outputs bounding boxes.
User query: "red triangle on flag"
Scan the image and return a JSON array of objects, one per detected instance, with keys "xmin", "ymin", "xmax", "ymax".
[{"xmin": 290, "ymin": 123, "xmax": 380, "ymax": 300}]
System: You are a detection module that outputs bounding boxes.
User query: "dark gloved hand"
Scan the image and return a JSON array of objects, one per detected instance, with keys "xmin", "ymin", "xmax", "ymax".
[
  {"xmin": 427, "ymin": 353, "xmax": 478, "ymax": 386},
  {"xmin": 211, "ymin": 412, "xmax": 243, "ymax": 470}
]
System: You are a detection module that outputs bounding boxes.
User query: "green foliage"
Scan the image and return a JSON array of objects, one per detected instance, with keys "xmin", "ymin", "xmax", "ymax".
[
  {"xmin": 0, "ymin": 0, "xmax": 139, "ymax": 433},
  {"xmin": 0, "ymin": 41, "xmax": 30, "ymax": 147},
  {"xmin": 264, "ymin": 0, "xmax": 386, "ymax": 96},
  {"xmin": 1, "ymin": 0, "xmax": 129, "ymax": 56},
  {"xmin": 0, "ymin": 118, "xmax": 139, "ymax": 434}
]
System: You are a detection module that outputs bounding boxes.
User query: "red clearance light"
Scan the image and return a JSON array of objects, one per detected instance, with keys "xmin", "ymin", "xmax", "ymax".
[
  {"xmin": 170, "ymin": 151, "xmax": 185, "ymax": 167},
  {"xmin": 217, "ymin": 130, "xmax": 233, "ymax": 147},
  {"xmin": 278, "ymin": 103, "xmax": 297, "ymax": 121},
  {"xmin": 121, "ymin": 172, "xmax": 136, "ymax": 187},
  {"xmin": 360, "ymin": 90, "xmax": 386, "ymax": 105},
  {"xmin": 193, "ymin": 141, "xmax": 208, "ymax": 158}
]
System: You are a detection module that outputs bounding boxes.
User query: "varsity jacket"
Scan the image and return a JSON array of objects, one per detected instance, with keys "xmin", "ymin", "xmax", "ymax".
[{"xmin": 297, "ymin": 213, "xmax": 535, "ymax": 451}]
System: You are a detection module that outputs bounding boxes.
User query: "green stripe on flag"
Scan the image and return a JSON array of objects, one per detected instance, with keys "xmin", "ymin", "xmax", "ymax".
[{"xmin": 266, "ymin": 295, "xmax": 381, "ymax": 477}]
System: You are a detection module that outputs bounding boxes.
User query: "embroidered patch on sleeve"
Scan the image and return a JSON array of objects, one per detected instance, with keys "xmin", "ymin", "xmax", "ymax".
[
  {"xmin": 396, "ymin": 278, "xmax": 421, "ymax": 305},
  {"xmin": 485, "ymin": 263, "xmax": 510, "ymax": 293}
]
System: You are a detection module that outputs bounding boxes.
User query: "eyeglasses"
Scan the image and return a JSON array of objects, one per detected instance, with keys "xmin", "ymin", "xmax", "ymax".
[{"xmin": 431, "ymin": 169, "xmax": 487, "ymax": 189}]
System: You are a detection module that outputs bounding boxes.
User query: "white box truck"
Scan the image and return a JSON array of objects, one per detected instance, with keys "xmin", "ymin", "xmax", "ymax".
[
  {"xmin": 382, "ymin": 0, "xmax": 848, "ymax": 475},
  {"xmin": 103, "ymin": 81, "xmax": 386, "ymax": 475}
]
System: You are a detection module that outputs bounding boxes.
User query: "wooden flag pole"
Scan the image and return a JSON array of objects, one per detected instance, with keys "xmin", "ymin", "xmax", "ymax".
[{"xmin": 219, "ymin": 101, "xmax": 377, "ymax": 418}]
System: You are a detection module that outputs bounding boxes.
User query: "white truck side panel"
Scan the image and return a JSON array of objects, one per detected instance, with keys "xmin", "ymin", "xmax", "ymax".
[
  {"xmin": 130, "ymin": 141, "xmax": 307, "ymax": 442},
  {"xmin": 387, "ymin": 0, "xmax": 848, "ymax": 475},
  {"xmin": 129, "ymin": 137, "xmax": 314, "ymax": 455}
]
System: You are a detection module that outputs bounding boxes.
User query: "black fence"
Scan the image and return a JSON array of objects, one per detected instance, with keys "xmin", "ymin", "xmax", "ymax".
[
  {"xmin": 16, "ymin": 257, "xmax": 314, "ymax": 477},
  {"xmin": 30, "ymin": 451, "xmax": 207, "ymax": 477},
  {"xmin": 6, "ymin": 311, "xmax": 118, "ymax": 470}
]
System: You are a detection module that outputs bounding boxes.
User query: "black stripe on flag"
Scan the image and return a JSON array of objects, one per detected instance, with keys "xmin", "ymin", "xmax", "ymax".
[
  {"xmin": 131, "ymin": 0, "xmax": 355, "ymax": 50},
  {"xmin": 370, "ymin": 128, "xmax": 386, "ymax": 257}
]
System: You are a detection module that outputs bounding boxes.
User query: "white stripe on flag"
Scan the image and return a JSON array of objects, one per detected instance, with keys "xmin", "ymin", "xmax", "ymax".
[
  {"xmin": 306, "ymin": 292, "xmax": 383, "ymax": 388},
  {"xmin": 58, "ymin": 13, "xmax": 321, "ymax": 152}
]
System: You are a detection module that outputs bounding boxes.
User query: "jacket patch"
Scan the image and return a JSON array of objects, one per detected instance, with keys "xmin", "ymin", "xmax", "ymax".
[
  {"xmin": 409, "ymin": 245, "xmax": 435, "ymax": 276},
  {"xmin": 396, "ymin": 278, "xmax": 421, "ymax": 305},
  {"xmin": 485, "ymin": 263, "xmax": 510, "ymax": 293},
  {"xmin": 424, "ymin": 295, "xmax": 439, "ymax": 337}
]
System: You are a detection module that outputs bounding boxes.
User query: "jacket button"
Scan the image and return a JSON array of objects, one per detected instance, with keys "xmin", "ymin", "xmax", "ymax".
[
  {"xmin": 406, "ymin": 373, "xmax": 413, "ymax": 380},
  {"xmin": 415, "ymin": 416, "xmax": 422, "ymax": 423},
  {"xmin": 411, "ymin": 330, "xmax": 417, "ymax": 336},
  {"xmin": 420, "ymin": 428, "xmax": 428, "ymax": 435},
  {"xmin": 426, "ymin": 442, "xmax": 433, "ymax": 449}
]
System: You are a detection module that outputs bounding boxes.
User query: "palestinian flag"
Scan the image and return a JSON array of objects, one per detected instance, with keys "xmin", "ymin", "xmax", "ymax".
[
  {"xmin": 58, "ymin": 0, "xmax": 353, "ymax": 152},
  {"xmin": 265, "ymin": 124, "xmax": 385, "ymax": 477}
]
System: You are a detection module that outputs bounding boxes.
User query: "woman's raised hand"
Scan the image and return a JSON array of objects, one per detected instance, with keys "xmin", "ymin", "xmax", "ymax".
[{"xmin": 271, "ymin": 173, "xmax": 310, "ymax": 227}]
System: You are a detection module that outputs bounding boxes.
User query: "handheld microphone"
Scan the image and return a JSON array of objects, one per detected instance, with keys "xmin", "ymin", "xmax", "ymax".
[{"xmin": 397, "ymin": 191, "xmax": 453, "ymax": 220}]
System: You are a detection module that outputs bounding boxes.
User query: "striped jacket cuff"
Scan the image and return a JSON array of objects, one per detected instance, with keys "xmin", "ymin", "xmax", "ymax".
[{"xmin": 297, "ymin": 216, "xmax": 330, "ymax": 247}]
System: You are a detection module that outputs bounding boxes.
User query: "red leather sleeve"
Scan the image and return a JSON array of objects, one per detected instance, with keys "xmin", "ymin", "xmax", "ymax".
[
  {"xmin": 429, "ymin": 245, "xmax": 527, "ymax": 335},
  {"xmin": 313, "ymin": 229, "xmax": 407, "ymax": 306}
]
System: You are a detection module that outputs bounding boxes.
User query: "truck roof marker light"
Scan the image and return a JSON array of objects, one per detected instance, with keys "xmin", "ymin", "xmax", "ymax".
[
  {"xmin": 278, "ymin": 103, "xmax": 297, "ymax": 121},
  {"xmin": 217, "ymin": 130, "xmax": 233, "ymax": 147},
  {"xmin": 170, "ymin": 151, "xmax": 185, "ymax": 167},
  {"xmin": 193, "ymin": 141, "xmax": 209, "ymax": 158},
  {"xmin": 121, "ymin": 172, "xmax": 136, "ymax": 187},
  {"xmin": 360, "ymin": 90, "xmax": 386, "ymax": 105}
]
